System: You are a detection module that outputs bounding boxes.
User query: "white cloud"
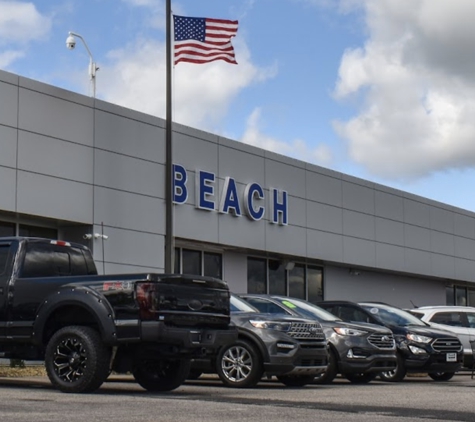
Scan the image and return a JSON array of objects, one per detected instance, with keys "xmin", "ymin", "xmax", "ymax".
[
  {"xmin": 0, "ymin": 50, "xmax": 25, "ymax": 68},
  {"xmin": 333, "ymin": 0, "xmax": 475, "ymax": 180},
  {"xmin": 0, "ymin": 1, "xmax": 52, "ymax": 44},
  {"xmin": 241, "ymin": 108, "xmax": 333, "ymax": 166},
  {"xmin": 99, "ymin": 37, "xmax": 276, "ymax": 131}
]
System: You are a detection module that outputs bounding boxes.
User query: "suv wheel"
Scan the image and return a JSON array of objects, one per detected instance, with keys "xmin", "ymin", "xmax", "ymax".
[
  {"xmin": 313, "ymin": 348, "xmax": 338, "ymax": 384},
  {"xmin": 428, "ymin": 372, "xmax": 455, "ymax": 381},
  {"xmin": 216, "ymin": 339, "xmax": 263, "ymax": 388},
  {"xmin": 379, "ymin": 353, "xmax": 406, "ymax": 382}
]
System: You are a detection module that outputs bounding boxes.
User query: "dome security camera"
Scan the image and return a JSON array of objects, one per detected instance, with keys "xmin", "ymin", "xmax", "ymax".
[{"xmin": 66, "ymin": 34, "xmax": 76, "ymax": 50}]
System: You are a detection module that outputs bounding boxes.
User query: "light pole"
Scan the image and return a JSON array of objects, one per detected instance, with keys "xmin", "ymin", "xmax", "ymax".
[{"xmin": 66, "ymin": 31, "xmax": 98, "ymax": 98}]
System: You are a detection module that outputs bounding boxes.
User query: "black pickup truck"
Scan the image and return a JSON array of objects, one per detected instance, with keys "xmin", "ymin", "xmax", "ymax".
[{"xmin": 0, "ymin": 237, "xmax": 236, "ymax": 393}]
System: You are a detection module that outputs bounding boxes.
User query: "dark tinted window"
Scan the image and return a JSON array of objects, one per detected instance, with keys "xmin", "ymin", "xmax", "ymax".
[
  {"xmin": 245, "ymin": 297, "xmax": 291, "ymax": 315},
  {"xmin": 268, "ymin": 259, "xmax": 286, "ymax": 295},
  {"xmin": 430, "ymin": 312, "xmax": 464, "ymax": 327},
  {"xmin": 0, "ymin": 244, "xmax": 10, "ymax": 275},
  {"xmin": 335, "ymin": 305, "xmax": 373, "ymax": 324},
  {"xmin": 204, "ymin": 252, "xmax": 222, "ymax": 278},
  {"xmin": 182, "ymin": 249, "xmax": 201, "ymax": 275},
  {"xmin": 466, "ymin": 313, "xmax": 475, "ymax": 329},
  {"xmin": 19, "ymin": 225, "xmax": 57, "ymax": 239},
  {"xmin": 307, "ymin": 265, "xmax": 323, "ymax": 303},
  {"xmin": 0, "ymin": 222, "xmax": 15, "ymax": 237},
  {"xmin": 288, "ymin": 264, "xmax": 305, "ymax": 299},
  {"xmin": 247, "ymin": 258, "xmax": 266, "ymax": 294},
  {"xmin": 22, "ymin": 244, "xmax": 70, "ymax": 278}
]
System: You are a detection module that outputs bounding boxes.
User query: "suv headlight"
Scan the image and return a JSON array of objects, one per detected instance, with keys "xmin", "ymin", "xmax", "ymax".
[
  {"xmin": 406, "ymin": 333, "xmax": 432, "ymax": 343},
  {"xmin": 249, "ymin": 320, "xmax": 291, "ymax": 332},
  {"xmin": 333, "ymin": 327, "xmax": 367, "ymax": 336}
]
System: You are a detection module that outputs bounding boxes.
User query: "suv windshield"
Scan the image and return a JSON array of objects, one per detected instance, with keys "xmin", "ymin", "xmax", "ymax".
[
  {"xmin": 231, "ymin": 294, "xmax": 259, "ymax": 313},
  {"xmin": 276, "ymin": 297, "xmax": 341, "ymax": 322},
  {"xmin": 360, "ymin": 303, "xmax": 427, "ymax": 327}
]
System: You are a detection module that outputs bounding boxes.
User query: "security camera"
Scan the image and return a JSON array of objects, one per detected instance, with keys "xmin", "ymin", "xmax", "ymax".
[{"xmin": 66, "ymin": 34, "xmax": 76, "ymax": 50}]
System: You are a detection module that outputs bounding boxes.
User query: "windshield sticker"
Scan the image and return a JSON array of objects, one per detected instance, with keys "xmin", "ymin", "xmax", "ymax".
[
  {"xmin": 282, "ymin": 300, "xmax": 297, "ymax": 309},
  {"xmin": 370, "ymin": 307, "xmax": 379, "ymax": 314}
]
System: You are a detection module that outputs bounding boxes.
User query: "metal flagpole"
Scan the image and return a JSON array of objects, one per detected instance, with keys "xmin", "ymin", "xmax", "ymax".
[{"xmin": 164, "ymin": 0, "xmax": 174, "ymax": 274}]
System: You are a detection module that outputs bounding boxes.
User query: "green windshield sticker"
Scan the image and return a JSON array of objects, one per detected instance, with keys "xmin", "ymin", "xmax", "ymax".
[{"xmin": 282, "ymin": 300, "xmax": 297, "ymax": 309}]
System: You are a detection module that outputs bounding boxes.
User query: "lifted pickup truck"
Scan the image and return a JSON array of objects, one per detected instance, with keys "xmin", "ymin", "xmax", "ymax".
[{"xmin": 0, "ymin": 237, "xmax": 236, "ymax": 393}]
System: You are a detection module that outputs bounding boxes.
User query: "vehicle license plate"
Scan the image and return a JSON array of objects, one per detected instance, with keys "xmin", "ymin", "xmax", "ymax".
[{"xmin": 446, "ymin": 353, "xmax": 457, "ymax": 362}]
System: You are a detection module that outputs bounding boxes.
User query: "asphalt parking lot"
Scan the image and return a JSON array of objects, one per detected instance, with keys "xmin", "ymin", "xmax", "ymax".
[{"xmin": 0, "ymin": 372, "xmax": 474, "ymax": 422}]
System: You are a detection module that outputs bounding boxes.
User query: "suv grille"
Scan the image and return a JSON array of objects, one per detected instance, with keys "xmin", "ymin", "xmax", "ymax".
[
  {"xmin": 432, "ymin": 337, "xmax": 462, "ymax": 353},
  {"xmin": 368, "ymin": 333, "xmax": 395, "ymax": 349},
  {"xmin": 288, "ymin": 322, "xmax": 325, "ymax": 341}
]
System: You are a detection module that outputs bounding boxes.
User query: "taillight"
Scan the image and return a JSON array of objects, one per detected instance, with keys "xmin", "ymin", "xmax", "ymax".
[{"xmin": 136, "ymin": 282, "xmax": 157, "ymax": 320}]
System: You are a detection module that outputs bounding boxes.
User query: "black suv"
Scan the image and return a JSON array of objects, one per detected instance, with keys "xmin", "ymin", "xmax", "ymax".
[
  {"xmin": 190, "ymin": 294, "xmax": 328, "ymax": 388},
  {"xmin": 240, "ymin": 294, "xmax": 397, "ymax": 384},
  {"xmin": 319, "ymin": 301, "xmax": 463, "ymax": 381}
]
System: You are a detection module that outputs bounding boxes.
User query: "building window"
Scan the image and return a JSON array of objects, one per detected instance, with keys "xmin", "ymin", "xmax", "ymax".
[
  {"xmin": 182, "ymin": 249, "xmax": 202, "ymax": 275},
  {"xmin": 204, "ymin": 252, "xmax": 222, "ymax": 279},
  {"xmin": 174, "ymin": 247, "xmax": 223, "ymax": 279},
  {"xmin": 307, "ymin": 265, "xmax": 323, "ymax": 303},
  {"xmin": 268, "ymin": 259, "xmax": 286, "ymax": 295},
  {"xmin": 247, "ymin": 257, "xmax": 267, "ymax": 294},
  {"xmin": 446, "ymin": 286, "xmax": 455, "ymax": 305},
  {"xmin": 288, "ymin": 263, "xmax": 305, "ymax": 299},
  {"xmin": 468, "ymin": 289, "xmax": 475, "ymax": 307},
  {"xmin": 0, "ymin": 222, "xmax": 15, "ymax": 237},
  {"xmin": 19, "ymin": 224, "xmax": 57, "ymax": 239}
]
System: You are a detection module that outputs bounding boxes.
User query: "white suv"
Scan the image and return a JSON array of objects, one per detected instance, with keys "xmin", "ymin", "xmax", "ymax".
[{"xmin": 407, "ymin": 306, "xmax": 475, "ymax": 369}]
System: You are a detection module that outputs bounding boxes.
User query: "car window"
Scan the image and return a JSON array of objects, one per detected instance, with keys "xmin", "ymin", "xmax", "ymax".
[
  {"xmin": 466, "ymin": 313, "xmax": 475, "ymax": 329},
  {"xmin": 230, "ymin": 295, "xmax": 258, "ymax": 313},
  {"xmin": 244, "ymin": 297, "xmax": 291, "ymax": 315},
  {"xmin": 335, "ymin": 305, "xmax": 372, "ymax": 324},
  {"xmin": 429, "ymin": 312, "xmax": 464, "ymax": 327},
  {"xmin": 275, "ymin": 297, "xmax": 341, "ymax": 321},
  {"xmin": 360, "ymin": 304, "xmax": 427, "ymax": 327}
]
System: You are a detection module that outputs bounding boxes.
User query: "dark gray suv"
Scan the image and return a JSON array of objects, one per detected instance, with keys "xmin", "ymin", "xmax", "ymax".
[
  {"xmin": 190, "ymin": 294, "xmax": 328, "ymax": 388},
  {"xmin": 241, "ymin": 294, "xmax": 397, "ymax": 384}
]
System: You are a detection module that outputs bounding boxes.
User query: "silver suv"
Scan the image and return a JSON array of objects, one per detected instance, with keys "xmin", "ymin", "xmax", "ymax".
[{"xmin": 407, "ymin": 306, "xmax": 475, "ymax": 369}]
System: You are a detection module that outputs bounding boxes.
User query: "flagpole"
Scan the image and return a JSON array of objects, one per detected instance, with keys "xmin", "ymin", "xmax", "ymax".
[{"xmin": 164, "ymin": 0, "xmax": 174, "ymax": 274}]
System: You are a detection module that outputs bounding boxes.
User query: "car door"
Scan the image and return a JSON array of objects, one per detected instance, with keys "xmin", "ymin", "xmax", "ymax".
[{"xmin": 427, "ymin": 311, "xmax": 471, "ymax": 356}]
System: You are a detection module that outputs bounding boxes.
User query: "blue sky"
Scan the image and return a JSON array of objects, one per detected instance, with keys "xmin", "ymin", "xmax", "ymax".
[{"xmin": 3, "ymin": 0, "xmax": 475, "ymax": 211}]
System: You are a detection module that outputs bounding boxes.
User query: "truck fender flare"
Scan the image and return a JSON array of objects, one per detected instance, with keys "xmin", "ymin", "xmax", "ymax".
[{"xmin": 32, "ymin": 286, "xmax": 117, "ymax": 346}]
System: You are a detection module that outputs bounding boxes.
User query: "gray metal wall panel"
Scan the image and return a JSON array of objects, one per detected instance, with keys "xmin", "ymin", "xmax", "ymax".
[
  {"xmin": 0, "ymin": 81, "xmax": 18, "ymax": 127},
  {"xmin": 404, "ymin": 225, "xmax": 430, "ymax": 250},
  {"xmin": 0, "ymin": 166, "xmax": 16, "ymax": 212},
  {"xmin": 306, "ymin": 170, "xmax": 342, "ymax": 207},
  {"xmin": 18, "ymin": 88, "xmax": 94, "ymax": 146},
  {"xmin": 342, "ymin": 181, "xmax": 375, "ymax": 214},
  {"xmin": 430, "ymin": 253, "xmax": 455, "ymax": 279},
  {"xmin": 343, "ymin": 210, "xmax": 375, "ymax": 241},
  {"xmin": 265, "ymin": 224, "xmax": 306, "ymax": 256},
  {"xmin": 92, "ymin": 226, "xmax": 163, "ymax": 272},
  {"xmin": 174, "ymin": 203, "xmax": 219, "ymax": 244},
  {"xmin": 219, "ymin": 213, "xmax": 266, "ymax": 251},
  {"xmin": 455, "ymin": 258, "xmax": 475, "ymax": 282},
  {"xmin": 430, "ymin": 231, "xmax": 454, "ymax": 255},
  {"xmin": 376, "ymin": 243, "xmax": 405, "ymax": 271},
  {"xmin": 218, "ymin": 145, "xmax": 265, "ymax": 186},
  {"xmin": 18, "ymin": 131, "xmax": 93, "ymax": 184},
  {"xmin": 375, "ymin": 190, "xmax": 404, "ymax": 221},
  {"xmin": 404, "ymin": 198, "xmax": 431, "ymax": 228},
  {"xmin": 404, "ymin": 248, "xmax": 431, "ymax": 274},
  {"xmin": 0, "ymin": 126, "xmax": 17, "ymax": 168},
  {"xmin": 454, "ymin": 213, "xmax": 475, "ymax": 238},
  {"xmin": 343, "ymin": 237, "xmax": 376, "ymax": 267},
  {"xmin": 375, "ymin": 217, "xmax": 404, "ymax": 246},
  {"xmin": 94, "ymin": 109, "xmax": 164, "ymax": 161},
  {"xmin": 324, "ymin": 265, "xmax": 445, "ymax": 308},
  {"xmin": 17, "ymin": 171, "xmax": 92, "ymax": 222},
  {"xmin": 289, "ymin": 196, "xmax": 306, "ymax": 228},
  {"xmin": 307, "ymin": 230, "xmax": 343, "ymax": 261},
  {"xmin": 94, "ymin": 149, "xmax": 164, "ymax": 198},
  {"xmin": 93, "ymin": 187, "xmax": 164, "ymax": 234},
  {"xmin": 265, "ymin": 157, "xmax": 306, "ymax": 199},
  {"xmin": 454, "ymin": 236, "xmax": 475, "ymax": 260},
  {"xmin": 174, "ymin": 132, "xmax": 218, "ymax": 174},
  {"xmin": 430, "ymin": 207, "xmax": 454, "ymax": 233},
  {"xmin": 306, "ymin": 201, "xmax": 343, "ymax": 233}
]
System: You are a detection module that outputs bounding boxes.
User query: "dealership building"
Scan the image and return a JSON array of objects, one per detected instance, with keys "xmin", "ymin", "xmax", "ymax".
[{"xmin": 1, "ymin": 68, "xmax": 475, "ymax": 309}]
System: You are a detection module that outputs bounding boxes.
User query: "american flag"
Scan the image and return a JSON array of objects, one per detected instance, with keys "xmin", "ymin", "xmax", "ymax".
[{"xmin": 173, "ymin": 15, "xmax": 238, "ymax": 65}]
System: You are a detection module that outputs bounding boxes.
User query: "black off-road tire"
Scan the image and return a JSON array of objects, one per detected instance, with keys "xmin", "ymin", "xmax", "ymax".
[
  {"xmin": 379, "ymin": 353, "xmax": 406, "ymax": 382},
  {"xmin": 216, "ymin": 339, "xmax": 263, "ymax": 388},
  {"xmin": 313, "ymin": 348, "xmax": 338, "ymax": 384},
  {"xmin": 45, "ymin": 326, "xmax": 111, "ymax": 394},
  {"xmin": 277, "ymin": 374, "xmax": 315, "ymax": 387},
  {"xmin": 133, "ymin": 359, "xmax": 191, "ymax": 392},
  {"xmin": 344, "ymin": 372, "xmax": 377, "ymax": 384},
  {"xmin": 428, "ymin": 372, "xmax": 455, "ymax": 381}
]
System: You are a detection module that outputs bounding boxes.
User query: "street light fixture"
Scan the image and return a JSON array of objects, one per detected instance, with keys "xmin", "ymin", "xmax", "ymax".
[{"xmin": 66, "ymin": 31, "xmax": 98, "ymax": 98}]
